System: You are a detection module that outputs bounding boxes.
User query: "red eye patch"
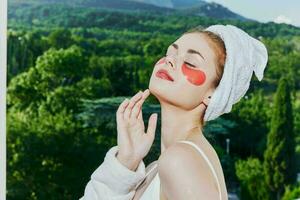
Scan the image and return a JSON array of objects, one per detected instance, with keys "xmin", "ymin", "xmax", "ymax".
[{"xmin": 181, "ymin": 63, "xmax": 206, "ymax": 86}]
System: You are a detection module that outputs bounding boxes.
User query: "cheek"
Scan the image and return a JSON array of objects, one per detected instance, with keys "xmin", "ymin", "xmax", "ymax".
[
  {"xmin": 155, "ymin": 57, "xmax": 166, "ymax": 66},
  {"xmin": 181, "ymin": 63, "xmax": 206, "ymax": 86}
]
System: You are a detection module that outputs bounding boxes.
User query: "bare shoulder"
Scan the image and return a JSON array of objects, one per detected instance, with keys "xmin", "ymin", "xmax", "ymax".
[{"xmin": 157, "ymin": 142, "xmax": 220, "ymax": 200}]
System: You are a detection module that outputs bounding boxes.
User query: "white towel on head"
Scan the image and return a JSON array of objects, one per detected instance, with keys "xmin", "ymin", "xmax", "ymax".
[{"xmin": 203, "ymin": 24, "xmax": 268, "ymax": 122}]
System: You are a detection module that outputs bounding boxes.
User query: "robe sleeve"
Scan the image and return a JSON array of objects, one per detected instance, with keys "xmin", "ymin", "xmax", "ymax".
[{"xmin": 79, "ymin": 145, "xmax": 146, "ymax": 200}]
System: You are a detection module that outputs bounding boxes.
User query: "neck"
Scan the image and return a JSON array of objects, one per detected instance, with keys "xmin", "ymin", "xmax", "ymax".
[{"xmin": 159, "ymin": 102, "xmax": 205, "ymax": 153}]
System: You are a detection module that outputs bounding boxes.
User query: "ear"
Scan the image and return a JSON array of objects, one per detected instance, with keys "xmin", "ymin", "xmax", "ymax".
[
  {"xmin": 194, "ymin": 88, "xmax": 215, "ymax": 113},
  {"xmin": 203, "ymin": 88, "xmax": 215, "ymax": 106}
]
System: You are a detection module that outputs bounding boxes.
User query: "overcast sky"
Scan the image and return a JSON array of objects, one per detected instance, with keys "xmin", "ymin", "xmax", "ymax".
[{"xmin": 205, "ymin": 0, "xmax": 300, "ymax": 27}]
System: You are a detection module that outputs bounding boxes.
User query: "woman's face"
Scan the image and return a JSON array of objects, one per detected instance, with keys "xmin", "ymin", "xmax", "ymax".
[{"xmin": 149, "ymin": 32, "xmax": 218, "ymax": 110}]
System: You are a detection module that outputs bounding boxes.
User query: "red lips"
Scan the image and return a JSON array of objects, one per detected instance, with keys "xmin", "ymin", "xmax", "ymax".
[{"xmin": 156, "ymin": 69, "xmax": 174, "ymax": 81}]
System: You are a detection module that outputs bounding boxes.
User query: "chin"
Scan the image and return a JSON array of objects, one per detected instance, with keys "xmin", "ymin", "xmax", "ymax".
[
  {"xmin": 149, "ymin": 78, "xmax": 184, "ymax": 108},
  {"xmin": 149, "ymin": 80, "xmax": 202, "ymax": 111},
  {"xmin": 149, "ymin": 78, "xmax": 173, "ymax": 103},
  {"xmin": 149, "ymin": 78, "xmax": 163, "ymax": 100}
]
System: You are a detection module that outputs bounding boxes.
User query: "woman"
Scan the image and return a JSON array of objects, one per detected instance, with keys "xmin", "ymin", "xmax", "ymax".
[{"xmin": 80, "ymin": 24, "xmax": 268, "ymax": 200}]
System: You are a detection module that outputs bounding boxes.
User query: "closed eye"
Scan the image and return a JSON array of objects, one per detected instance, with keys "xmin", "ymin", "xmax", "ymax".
[
  {"xmin": 184, "ymin": 61, "xmax": 198, "ymax": 68},
  {"xmin": 165, "ymin": 54, "xmax": 199, "ymax": 69}
]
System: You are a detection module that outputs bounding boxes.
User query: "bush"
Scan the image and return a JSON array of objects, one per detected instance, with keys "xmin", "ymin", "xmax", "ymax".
[{"xmin": 281, "ymin": 184, "xmax": 300, "ymax": 200}]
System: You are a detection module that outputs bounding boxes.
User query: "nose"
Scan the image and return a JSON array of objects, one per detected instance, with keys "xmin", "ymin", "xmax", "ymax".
[{"xmin": 165, "ymin": 56, "xmax": 176, "ymax": 70}]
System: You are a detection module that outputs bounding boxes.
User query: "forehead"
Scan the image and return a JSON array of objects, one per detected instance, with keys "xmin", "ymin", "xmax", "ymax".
[{"xmin": 171, "ymin": 32, "xmax": 215, "ymax": 59}]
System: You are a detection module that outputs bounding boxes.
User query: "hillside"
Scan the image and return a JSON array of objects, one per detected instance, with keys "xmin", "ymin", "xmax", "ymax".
[{"xmin": 8, "ymin": 0, "xmax": 249, "ymax": 21}]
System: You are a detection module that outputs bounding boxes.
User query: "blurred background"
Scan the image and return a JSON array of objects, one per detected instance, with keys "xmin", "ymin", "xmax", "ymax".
[{"xmin": 6, "ymin": 0, "xmax": 300, "ymax": 199}]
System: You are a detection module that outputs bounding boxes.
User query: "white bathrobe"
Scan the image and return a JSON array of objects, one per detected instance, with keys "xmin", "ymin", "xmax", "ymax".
[{"xmin": 79, "ymin": 146, "xmax": 147, "ymax": 200}]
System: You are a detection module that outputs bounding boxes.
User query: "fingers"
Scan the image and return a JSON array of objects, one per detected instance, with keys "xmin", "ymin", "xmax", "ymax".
[
  {"xmin": 124, "ymin": 91, "xmax": 143, "ymax": 120},
  {"xmin": 116, "ymin": 98, "xmax": 130, "ymax": 123},
  {"xmin": 137, "ymin": 107, "xmax": 143, "ymax": 121},
  {"xmin": 146, "ymin": 113, "xmax": 158, "ymax": 141},
  {"xmin": 131, "ymin": 89, "xmax": 150, "ymax": 119}
]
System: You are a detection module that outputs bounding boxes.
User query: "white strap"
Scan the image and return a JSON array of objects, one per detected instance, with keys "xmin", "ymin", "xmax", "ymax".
[
  {"xmin": 145, "ymin": 162, "xmax": 158, "ymax": 177},
  {"xmin": 177, "ymin": 140, "xmax": 222, "ymax": 200},
  {"xmin": 134, "ymin": 162, "xmax": 158, "ymax": 190}
]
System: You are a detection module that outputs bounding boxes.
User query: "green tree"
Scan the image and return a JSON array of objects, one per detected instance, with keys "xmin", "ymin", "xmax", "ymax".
[
  {"xmin": 7, "ymin": 45, "xmax": 115, "ymax": 199},
  {"xmin": 143, "ymin": 38, "xmax": 168, "ymax": 56},
  {"xmin": 48, "ymin": 28, "xmax": 74, "ymax": 49},
  {"xmin": 263, "ymin": 76, "xmax": 297, "ymax": 200},
  {"xmin": 235, "ymin": 157, "xmax": 270, "ymax": 200},
  {"xmin": 227, "ymin": 89, "xmax": 270, "ymax": 159},
  {"xmin": 281, "ymin": 184, "xmax": 300, "ymax": 200}
]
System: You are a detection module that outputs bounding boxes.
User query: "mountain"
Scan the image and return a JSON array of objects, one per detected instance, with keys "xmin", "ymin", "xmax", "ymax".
[
  {"xmin": 9, "ymin": 0, "xmax": 175, "ymax": 14},
  {"xmin": 177, "ymin": 2, "xmax": 251, "ymax": 21},
  {"xmin": 131, "ymin": 0, "xmax": 205, "ymax": 9},
  {"xmin": 130, "ymin": 0, "xmax": 250, "ymax": 21},
  {"xmin": 8, "ymin": 0, "xmax": 251, "ymax": 21}
]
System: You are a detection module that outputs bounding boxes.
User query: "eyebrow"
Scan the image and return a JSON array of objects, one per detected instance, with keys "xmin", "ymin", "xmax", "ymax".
[{"xmin": 171, "ymin": 43, "xmax": 205, "ymax": 61}]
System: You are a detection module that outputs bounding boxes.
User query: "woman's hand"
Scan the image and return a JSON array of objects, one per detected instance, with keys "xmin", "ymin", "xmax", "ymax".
[{"xmin": 116, "ymin": 89, "xmax": 158, "ymax": 171}]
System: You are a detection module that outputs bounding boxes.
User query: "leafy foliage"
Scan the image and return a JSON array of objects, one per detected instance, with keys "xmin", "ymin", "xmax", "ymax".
[
  {"xmin": 263, "ymin": 77, "xmax": 298, "ymax": 200},
  {"xmin": 281, "ymin": 183, "xmax": 300, "ymax": 200},
  {"xmin": 6, "ymin": 2, "xmax": 300, "ymax": 199},
  {"xmin": 235, "ymin": 157, "xmax": 270, "ymax": 200}
]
